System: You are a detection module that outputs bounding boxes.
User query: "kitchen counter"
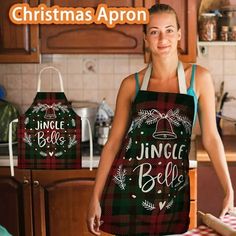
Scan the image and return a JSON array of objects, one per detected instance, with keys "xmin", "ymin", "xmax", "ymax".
[
  {"xmin": 196, "ymin": 135, "xmax": 236, "ymax": 162},
  {"xmin": 0, "ymin": 155, "xmax": 198, "ymax": 168},
  {"xmin": 0, "ymin": 140, "xmax": 198, "ymax": 168}
]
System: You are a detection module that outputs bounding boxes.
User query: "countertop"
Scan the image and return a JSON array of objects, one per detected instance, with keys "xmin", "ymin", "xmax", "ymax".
[
  {"xmin": 0, "ymin": 155, "xmax": 198, "ymax": 169},
  {"xmin": 0, "ymin": 141, "xmax": 198, "ymax": 168},
  {"xmin": 196, "ymin": 135, "xmax": 236, "ymax": 162}
]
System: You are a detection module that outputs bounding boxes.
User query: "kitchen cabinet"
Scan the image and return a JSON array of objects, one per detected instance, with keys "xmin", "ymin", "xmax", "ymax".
[
  {"xmin": 41, "ymin": 0, "xmax": 197, "ymax": 62},
  {"xmin": 0, "ymin": 168, "xmax": 33, "ymax": 236},
  {"xmin": 40, "ymin": 0, "xmax": 145, "ymax": 54},
  {"xmin": 197, "ymin": 163, "xmax": 236, "ymax": 217},
  {"xmin": 196, "ymin": 136, "xmax": 236, "ymax": 218},
  {"xmin": 31, "ymin": 169, "xmax": 112, "ymax": 236},
  {"xmin": 0, "ymin": 168, "xmax": 111, "ymax": 236},
  {"xmin": 145, "ymin": 0, "xmax": 197, "ymax": 63},
  {"xmin": 0, "ymin": 0, "xmax": 40, "ymax": 63},
  {"xmin": 0, "ymin": 0, "xmax": 196, "ymax": 62},
  {"xmin": 189, "ymin": 168, "xmax": 197, "ymax": 229},
  {"xmin": 0, "ymin": 167, "xmax": 197, "ymax": 236}
]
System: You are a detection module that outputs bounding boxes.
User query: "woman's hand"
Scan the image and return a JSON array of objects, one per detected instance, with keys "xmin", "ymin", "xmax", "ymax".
[
  {"xmin": 220, "ymin": 190, "xmax": 234, "ymax": 218},
  {"xmin": 87, "ymin": 197, "xmax": 102, "ymax": 235}
]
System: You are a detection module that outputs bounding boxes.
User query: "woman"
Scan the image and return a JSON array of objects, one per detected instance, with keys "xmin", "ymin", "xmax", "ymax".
[{"xmin": 87, "ymin": 3, "xmax": 234, "ymax": 236}]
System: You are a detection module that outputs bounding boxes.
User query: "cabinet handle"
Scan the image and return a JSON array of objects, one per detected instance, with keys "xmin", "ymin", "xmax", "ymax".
[
  {"xmin": 33, "ymin": 180, "xmax": 40, "ymax": 187},
  {"xmin": 31, "ymin": 48, "xmax": 37, "ymax": 52},
  {"xmin": 23, "ymin": 179, "xmax": 29, "ymax": 185}
]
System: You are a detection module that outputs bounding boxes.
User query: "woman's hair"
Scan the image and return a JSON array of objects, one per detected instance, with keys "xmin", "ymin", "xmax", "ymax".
[{"xmin": 143, "ymin": 3, "xmax": 180, "ymax": 34}]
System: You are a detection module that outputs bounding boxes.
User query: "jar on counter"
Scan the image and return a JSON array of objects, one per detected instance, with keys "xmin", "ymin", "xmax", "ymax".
[
  {"xmin": 199, "ymin": 13, "xmax": 217, "ymax": 41},
  {"xmin": 220, "ymin": 26, "xmax": 229, "ymax": 41},
  {"xmin": 229, "ymin": 25, "xmax": 236, "ymax": 41}
]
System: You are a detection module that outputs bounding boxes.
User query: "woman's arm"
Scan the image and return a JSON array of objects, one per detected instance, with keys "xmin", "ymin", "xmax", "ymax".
[
  {"xmin": 87, "ymin": 74, "xmax": 137, "ymax": 235},
  {"xmin": 197, "ymin": 66, "xmax": 234, "ymax": 217}
]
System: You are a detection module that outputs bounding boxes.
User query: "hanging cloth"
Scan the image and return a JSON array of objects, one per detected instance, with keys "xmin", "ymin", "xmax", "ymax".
[{"xmin": 9, "ymin": 66, "xmax": 93, "ymax": 176}]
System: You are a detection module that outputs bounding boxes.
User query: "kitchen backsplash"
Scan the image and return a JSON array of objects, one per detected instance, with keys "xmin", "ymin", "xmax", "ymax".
[{"xmin": 0, "ymin": 47, "xmax": 236, "ymax": 135}]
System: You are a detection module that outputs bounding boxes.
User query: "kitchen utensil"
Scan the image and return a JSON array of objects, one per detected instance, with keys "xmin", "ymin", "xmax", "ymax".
[
  {"xmin": 216, "ymin": 81, "xmax": 225, "ymax": 112},
  {"xmin": 72, "ymin": 101, "xmax": 98, "ymax": 142},
  {"xmin": 222, "ymin": 95, "xmax": 236, "ymax": 120},
  {"xmin": 216, "ymin": 92, "xmax": 229, "ymax": 136},
  {"xmin": 198, "ymin": 211, "xmax": 236, "ymax": 236},
  {"xmin": 97, "ymin": 123, "xmax": 111, "ymax": 146},
  {"xmin": 96, "ymin": 98, "xmax": 114, "ymax": 123}
]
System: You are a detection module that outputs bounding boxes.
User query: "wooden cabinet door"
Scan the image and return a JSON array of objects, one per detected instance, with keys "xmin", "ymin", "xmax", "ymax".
[
  {"xmin": 32, "ymin": 169, "xmax": 112, "ymax": 236},
  {"xmin": 0, "ymin": 0, "xmax": 40, "ymax": 63},
  {"xmin": 198, "ymin": 162, "xmax": 236, "ymax": 218},
  {"xmin": 40, "ymin": 0, "xmax": 144, "ymax": 54},
  {"xmin": 0, "ymin": 168, "xmax": 33, "ymax": 236},
  {"xmin": 145, "ymin": 0, "xmax": 197, "ymax": 63},
  {"xmin": 189, "ymin": 169, "xmax": 197, "ymax": 229}
]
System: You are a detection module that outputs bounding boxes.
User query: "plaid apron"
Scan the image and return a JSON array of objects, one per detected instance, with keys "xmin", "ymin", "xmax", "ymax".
[
  {"xmin": 100, "ymin": 62, "xmax": 195, "ymax": 236},
  {"xmin": 17, "ymin": 67, "xmax": 81, "ymax": 169}
]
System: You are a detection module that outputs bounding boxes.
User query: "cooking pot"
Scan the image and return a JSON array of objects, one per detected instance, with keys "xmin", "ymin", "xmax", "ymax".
[{"xmin": 72, "ymin": 101, "xmax": 99, "ymax": 142}]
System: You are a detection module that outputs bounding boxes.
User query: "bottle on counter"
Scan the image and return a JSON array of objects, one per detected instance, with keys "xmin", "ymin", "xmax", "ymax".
[
  {"xmin": 220, "ymin": 26, "xmax": 229, "ymax": 41},
  {"xmin": 199, "ymin": 13, "xmax": 217, "ymax": 41}
]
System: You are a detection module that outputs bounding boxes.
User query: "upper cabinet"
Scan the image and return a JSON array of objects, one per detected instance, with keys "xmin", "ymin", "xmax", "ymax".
[
  {"xmin": 0, "ymin": 0, "xmax": 196, "ymax": 63},
  {"xmin": 40, "ymin": 0, "xmax": 145, "ymax": 54},
  {"xmin": 0, "ymin": 0, "xmax": 40, "ymax": 63}
]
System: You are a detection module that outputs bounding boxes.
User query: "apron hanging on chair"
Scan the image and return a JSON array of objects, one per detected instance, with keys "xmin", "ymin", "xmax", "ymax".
[{"xmin": 8, "ymin": 66, "xmax": 93, "ymax": 176}]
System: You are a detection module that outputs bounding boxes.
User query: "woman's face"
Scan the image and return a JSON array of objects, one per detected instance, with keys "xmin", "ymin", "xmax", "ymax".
[{"xmin": 144, "ymin": 12, "xmax": 181, "ymax": 58}]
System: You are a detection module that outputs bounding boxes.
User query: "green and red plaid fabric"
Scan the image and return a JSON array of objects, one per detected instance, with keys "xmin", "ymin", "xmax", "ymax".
[
  {"xmin": 100, "ymin": 91, "xmax": 194, "ymax": 235},
  {"xmin": 17, "ymin": 92, "xmax": 81, "ymax": 169}
]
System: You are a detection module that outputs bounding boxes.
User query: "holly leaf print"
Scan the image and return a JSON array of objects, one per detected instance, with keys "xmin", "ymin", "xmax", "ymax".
[
  {"xmin": 166, "ymin": 198, "xmax": 174, "ymax": 209},
  {"xmin": 68, "ymin": 135, "xmax": 77, "ymax": 148},
  {"xmin": 113, "ymin": 165, "xmax": 127, "ymax": 190},
  {"xmin": 142, "ymin": 200, "xmax": 156, "ymax": 211},
  {"xmin": 126, "ymin": 138, "xmax": 132, "ymax": 152},
  {"xmin": 23, "ymin": 132, "xmax": 32, "ymax": 146}
]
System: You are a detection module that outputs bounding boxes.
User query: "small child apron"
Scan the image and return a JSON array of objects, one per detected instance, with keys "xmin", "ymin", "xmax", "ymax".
[
  {"xmin": 100, "ymin": 62, "xmax": 195, "ymax": 236},
  {"xmin": 8, "ymin": 67, "xmax": 93, "ymax": 176}
]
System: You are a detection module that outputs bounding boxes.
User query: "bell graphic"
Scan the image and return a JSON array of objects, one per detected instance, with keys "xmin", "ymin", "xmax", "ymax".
[
  {"xmin": 152, "ymin": 117, "xmax": 177, "ymax": 140},
  {"xmin": 44, "ymin": 106, "xmax": 57, "ymax": 119}
]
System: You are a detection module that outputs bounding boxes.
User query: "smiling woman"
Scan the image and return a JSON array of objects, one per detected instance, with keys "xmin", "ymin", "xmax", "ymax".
[{"xmin": 87, "ymin": 3, "xmax": 234, "ymax": 236}]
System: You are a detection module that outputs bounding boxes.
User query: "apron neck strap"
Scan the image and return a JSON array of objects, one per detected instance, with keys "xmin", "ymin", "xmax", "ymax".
[
  {"xmin": 140, "ymin": 63, "xmax": 152, "ymax": 91},
  {"xmin": 37, "ymin": 66, "xmax": 64, "ymax": 92},
  {"xmin": 177, "ymin": 61, "xmax": 187, "ymax": 94},
  {"xmin": 140, "ymin": 61, "xmax": 187, "ymax": 94}
]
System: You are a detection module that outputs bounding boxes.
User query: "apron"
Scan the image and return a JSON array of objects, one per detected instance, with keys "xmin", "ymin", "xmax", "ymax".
[
  {"xmin": 9, "ymin": 66, "xmax": 93, "ymax": 176},
  {"xmin": 100, "ymin": 62, "xmax": 195, "ymax": 236}
]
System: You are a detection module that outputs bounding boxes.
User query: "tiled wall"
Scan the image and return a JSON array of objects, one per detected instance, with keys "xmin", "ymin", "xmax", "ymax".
[
  {"xmin": 0, "ymin": 47, "xmax": 236, "ymax": 135},
  {"xmin": 0, "ymin": 54, "xmax": 145, "ymax": 113},
  {"xmin": 197, "ymin": 46, "xmax": 236, "ymax": 135}
]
